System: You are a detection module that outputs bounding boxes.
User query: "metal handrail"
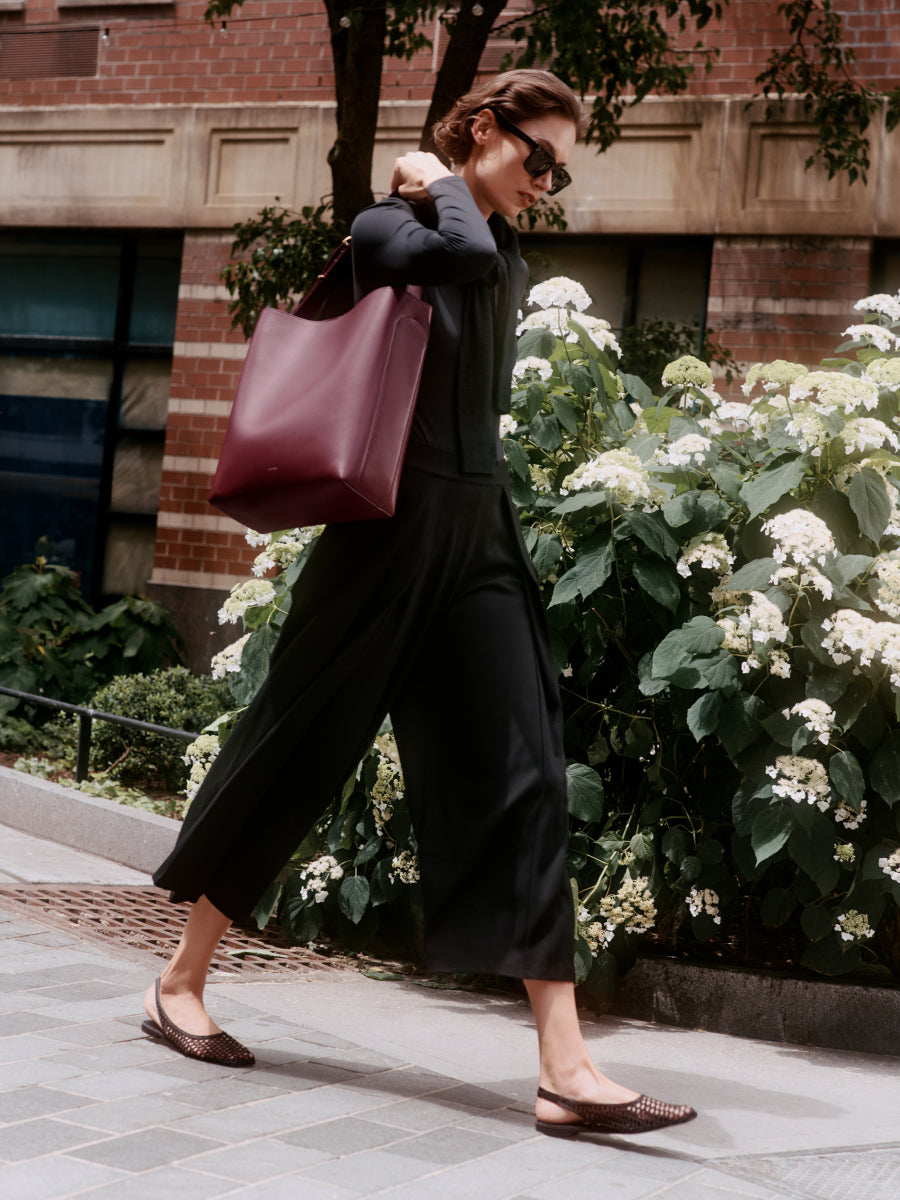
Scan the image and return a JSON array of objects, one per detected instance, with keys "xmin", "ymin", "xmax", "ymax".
[{"xmin": 0, "ymin": 685, "xmax": 199, "ymax": 784}]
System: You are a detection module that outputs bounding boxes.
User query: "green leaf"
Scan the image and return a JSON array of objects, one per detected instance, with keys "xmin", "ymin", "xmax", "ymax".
[
  {"xmin": 739, "ymin": 458, "xmax": 808, "ymax": 520},
  {"xmin": 549, "ymin": 544, "xmax": 615, "ymax": 607},
  {"xmin": 849, "ymin": 466, "xmax": 891, "ymax": 544},
  {"xmin": 760, "ymin": 886, "xmax": 797, "ymax": 926},
  {"xmin": 710, "ymin": 463, "xmax": 743, "ymax": 502},
  {"xmin": 618, "ymin": 372, "xmax": 654, "ymax": 407},
  {"xmin": 517, "ymin": 327, "xmax": 555, "ymax": 358},
  {"xmin": 573, "ymin": 936, "xmax": 594, "ymax": 985},
  {"xmin": 828, "ymin": 750, "xmax": 865, "ymax": 808},
  {"xmin": 632, "ymin": 559, "xmax": 681, "ymax": 612},
  {"xmin": 503, "ymin": 437, "xmax": 531, "ymax": 482},
  {"xmin": 622, "ymin": 511, "xmax": 679, "ymax": 561},
  {"xmin": 687, "ymin": 692, "xmax": 724, "ymax": 740},
  {"xmin": 788, "ymin": 813, "xmax": 837, "ymax": 886},
  {"xmin": 651, "ymin": 617, "xmax": 723, "ymax": 678},
  {"xmin": 551, "ymin": 394, "xmax": 580, "ymax": 436},
  {"xmin": 718, "ymin": 694, "xmax": 766, "ymax": 758},
  {"xmin": 800, "ymin": 904, "xmax": 836, "ymax": 942},
  {"xmin": 725, "ymin": 558, "xmax": 779, "ymax": 592},
  {"xmin": 530, "ymin": 411, "xmax": 562, "ymax": 452},
  {"xmin": 229, "ymin": 622, "xmax": 279, "ymax": 706},
  {"xmin": 832, "ymin": 554, "xmax": 874, "ymax": 585},
  {"xmin": 552, "ymin": 492, "xmax": 611, "ymax": 516},
  {"xmin": 800, "ymin": 939, "xmax": 861, "ymax": 976},
  {"xmin": 566, "ymin": 763, "xmax": 605, "ymax": 823},
  {"xmin": 869, "ymin": 731, "xmax": 900, "ymax": 807},
  {"xmin": 531, "ymin": 534, "xmax": 563, "ymax": 580},
  {"xmin": 751, "ymin": 804, "xmax": 794, "ymax": 864},
  {"xmin": 338, "ymin": 875, "xmax": 371, "ymax": 925}
]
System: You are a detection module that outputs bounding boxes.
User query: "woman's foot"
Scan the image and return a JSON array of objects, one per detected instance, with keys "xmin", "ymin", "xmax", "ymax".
[
  {"xmin": 535, "ymin": 1067, "xmax": 639, "ymax": 1126},
  {"xmin": 142, "ymin": 977, "xmax": 254, "ymax": 1067},
  {"xmin": 143, "ymin": 976, "xmax": 221, "ymax": 1038}
]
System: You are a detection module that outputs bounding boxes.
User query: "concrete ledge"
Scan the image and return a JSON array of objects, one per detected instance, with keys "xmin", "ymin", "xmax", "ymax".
[
  {"xmin": 611, "ymin": 956, "xmax": 900, "ymax": 1058},
  {"xmin": 0, "ymin": 765, "xmax": 178, "ymax": 876}
]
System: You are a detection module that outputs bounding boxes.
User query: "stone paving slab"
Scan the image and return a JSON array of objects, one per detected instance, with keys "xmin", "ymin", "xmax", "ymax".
[{"xmin": 0, "ymin": 894, "xmax": 899, "ymax": 1197}]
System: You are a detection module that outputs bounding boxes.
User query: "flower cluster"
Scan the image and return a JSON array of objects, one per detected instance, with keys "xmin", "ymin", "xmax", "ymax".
[
  {"xmin": 578, "ymin": 877, "xmax": 657, "ymax": 954},
  {"xmin": 834, "ymin": 910, "xmax": 875, "ymax": 942},
  {"xmin": 655, "ymin": 434, "xmax": 712, "ymax": 470},
  {"xmin": 769, "ymin": 563, "xmax": 833, "ymax": 602},
  {"xmin": 842, "ymin": 324, "xmax": 900, "ymax": 354},
  {"xmin": 561, "ymin": 449, "xmax": 664, "ymax": 511},
  {"xmin": 833, "ymin": 843, "xmax": 856, "ymax": 864},
  {"xmin": 789, "ymin": 370, "xmax": 879, "ymax": 415},
  {"xmin": 854, "ymin": 291, "xmax": 900, "ymax": 323},
  {"xmin": 527, "ymin": 277, "xmax": 592, "ymax": 313},
  {"xmin": 878, "ymin": 848, "xmax": 900, "ymax": 883},
  {"xmin": 841, "ymin": 417, "xmax": 899, "ymax": 457},
  {"xmin": 217, "ymin": 579, "xmax": 277, "ymax": 625},
  {"xmin": 784, "ymin": 408, "xmax": 829, "ymax": 457},
  {"xmin": 252, "ymin": 529, "xmax": 318, "ymax": 578},
  {"xmin": 371, "ymin": 732, "xmax": 404, "ymax": 835},
  {"xmin": 866, "ymin": 357, "xmax": 900, "ymax": 388},
  {"xmin": 872, "ymin": 556, "xmax": 900, "ymax": 620},
  {"xmin": 183, "ymin": 734, "xmax": 220, "ymax": 804},
  {"xmin": 210, "ymin": 632, "xmax": 251, "ymax": 680},
  {"xmin": 676, "ymin": 532, "xmax": 735, "ymax": 580},
  {"xmin": 389, "ymin": 850, "xmax": 420, "ymax": 885},
  {"xmin": 718, "ymin": 592, "xmax": 789, "ymax": 671},
  {"xmin": 298, "ymin": 855, "xmax": 344, "ymax": 903},
  {"xmin": 498, "ymin": 413, "xmax": 518, "ymax": 438},
  {"xmin": 516, "ymin": 306, "xmax": 621, "ymax": 355},
  {"xmin": 765, "ymin": 755, "xmax": 831, "ymax": 810},
  {"xmin": 821, "ymin": 610, "xmax": 900, "ymax": 688},
  {"xmin": 512, "ymin": 355, "xmax": 553, "ymax": 383},
  {"xmin": 784, "ymin": 699, "xmax": 836, "ymax": 745},
  {"xmin": 687, "ymin": 887, "xmax": 722, "ymax": 924},
  {"xmin": 743, "ymin": 359, "xmax": 809, "ymax": 394},
  {"xmin": 762, "ymin": 510, "xmax": 835, "ymax": 568},
  {"xmin": 661, "ymin": 355, "xmax": 714, "ymax": 389},
  {"xmin": 834, "ymin": 797, "xmax": 867, "ymax": 830}
]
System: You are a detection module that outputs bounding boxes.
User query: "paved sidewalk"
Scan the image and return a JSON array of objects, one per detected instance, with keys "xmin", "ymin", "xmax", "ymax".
[{"xmin": 0, "ymin": 823, "xmax": 898, "ymax": 1199}]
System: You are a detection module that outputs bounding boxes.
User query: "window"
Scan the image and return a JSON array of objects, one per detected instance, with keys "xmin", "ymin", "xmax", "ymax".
[
  {"xmin": 0, "ymin": 231, "xmax": 182, "ymax": 598},
  {"xmin": 872, "ymin": 240, "xmax": 900, "ymax": 295}
]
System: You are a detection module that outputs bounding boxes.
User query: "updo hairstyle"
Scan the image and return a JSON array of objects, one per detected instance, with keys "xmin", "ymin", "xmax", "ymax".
[{"xmin": 432, "ymin": 69, "xmax": 587, "ymax": 166}]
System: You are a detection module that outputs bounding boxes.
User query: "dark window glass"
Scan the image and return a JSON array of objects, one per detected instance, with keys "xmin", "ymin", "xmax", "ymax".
[
  {"xmin": 872, "ymin": 240, "xmax": 900, "ymax": 294},
  {"xmin": 0, "ymin": 236, "xmax": 121, "ymax": 340}
]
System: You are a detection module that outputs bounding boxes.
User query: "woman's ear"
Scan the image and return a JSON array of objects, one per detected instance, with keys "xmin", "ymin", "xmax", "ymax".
[{"xmin": 469, "ymin": 109, "xmax": 496, "ymax": 147}]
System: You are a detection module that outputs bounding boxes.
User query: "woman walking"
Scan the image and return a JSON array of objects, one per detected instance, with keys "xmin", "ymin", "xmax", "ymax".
[{"xmin": 145, "ymin": 69, "xmax": 696, "ymax": 1139}]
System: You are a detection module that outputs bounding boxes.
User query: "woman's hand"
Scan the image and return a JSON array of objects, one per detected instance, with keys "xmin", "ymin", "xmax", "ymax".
[{"xmin": 390, "ymin": 152, "xmax": 454, "ymax": 202}]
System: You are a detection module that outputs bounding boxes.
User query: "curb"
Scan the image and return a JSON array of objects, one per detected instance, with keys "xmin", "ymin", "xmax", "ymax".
[
  {"xmin": 0, "ymin": 765, "xmax": 179, "ymax": 876},
  {"xmin": 610, "ymin": 955, "xmax": 900, "ymax": 1058}
]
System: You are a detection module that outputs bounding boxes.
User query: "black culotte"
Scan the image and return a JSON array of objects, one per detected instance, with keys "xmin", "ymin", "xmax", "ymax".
[{"xmin": 154, "ymin": 443, "xmax": 576, "ymax": 980}]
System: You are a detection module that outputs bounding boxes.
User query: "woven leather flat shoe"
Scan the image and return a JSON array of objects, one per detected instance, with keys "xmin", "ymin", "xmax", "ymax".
[
  {"xmin": 535, "ymin": 1085, "xmax": 696, "ymax": 1137},
  {"xmin": 141, "ymin": 978, "xmax": 255, "ymax": 1067}
]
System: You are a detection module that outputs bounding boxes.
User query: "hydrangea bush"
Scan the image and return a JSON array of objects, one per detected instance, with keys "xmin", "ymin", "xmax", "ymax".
[{"xmin": 194, "ymin": 280, "xmax": 900, "ymax": 990}]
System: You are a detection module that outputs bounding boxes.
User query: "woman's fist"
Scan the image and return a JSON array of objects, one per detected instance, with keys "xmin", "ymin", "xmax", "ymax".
[{"xmin": 390, "ymin": 152, "xmax": 454, "ymax": 200}]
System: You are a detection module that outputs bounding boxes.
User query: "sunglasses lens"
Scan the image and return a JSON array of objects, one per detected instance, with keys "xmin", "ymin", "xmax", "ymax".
[
  {"xmin": 548, "ymin": 168, "xmax": 572, "ymax": 195},
  {"xmin": 524, "ymin": 148, "xmax": 571, "ymax": 195}
]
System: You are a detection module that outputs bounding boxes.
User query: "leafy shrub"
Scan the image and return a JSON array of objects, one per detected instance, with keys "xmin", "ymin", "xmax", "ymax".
[
  {"xmin": 188, "ymin": 283, "xmax": 900, "ymax": 991},
  {"xmin": 0, "ymin": 559, "xmax": 184, "ymax": 729},
  {"xmin": 89, "ymin": 668, "xmax": 229, "ymax": 790}
]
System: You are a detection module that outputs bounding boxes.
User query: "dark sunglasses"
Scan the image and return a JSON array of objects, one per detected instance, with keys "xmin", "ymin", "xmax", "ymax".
[{"xmin": 484, "ymin": 108, "xmax": 572, "ymax": 195}]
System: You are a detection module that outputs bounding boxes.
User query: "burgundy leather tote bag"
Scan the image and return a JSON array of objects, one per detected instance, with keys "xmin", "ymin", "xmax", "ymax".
[{"xmin": 209, "ymin": 241, "xmax": 432, "ymax": 533}]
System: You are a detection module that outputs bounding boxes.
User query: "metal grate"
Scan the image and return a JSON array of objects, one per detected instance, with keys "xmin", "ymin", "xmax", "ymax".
[
  {"xmin": 719, "ymin": 1149, "xmax": 900, "ymax": 1200},
  {"xmin": 0, "ymin": 884, "xmax": 345, "ymax": 977},
  {"xmin": 0, "ymin": 27, "xmax": 99, "ymax": 80}
]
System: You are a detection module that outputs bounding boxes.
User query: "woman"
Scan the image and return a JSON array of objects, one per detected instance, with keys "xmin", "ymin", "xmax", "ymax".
[{"xmin": 144, "ymin": 69, "xmax": 696, "ymax": 1139}]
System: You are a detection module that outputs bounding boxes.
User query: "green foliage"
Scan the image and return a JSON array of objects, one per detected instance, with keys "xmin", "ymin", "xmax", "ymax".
[
  {"xmin": 0, "ymin": 559, "xmax": 183, "ymax": 723},
  {"xmin": 89, "ymin": 668, "xmax": 230, "ymax": 790},
  {"xmin": 617, "ymin": 318, "xmax": 738, "ymax": 388},
  {"xmin": 221, "ymin": 203, "xmax": 344, "ymax": 338}
]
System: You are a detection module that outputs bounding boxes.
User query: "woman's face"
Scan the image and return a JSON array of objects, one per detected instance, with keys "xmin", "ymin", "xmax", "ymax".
[{"xmin": 459, "ymin": 110, "xmax": 577, "ymax": 220}]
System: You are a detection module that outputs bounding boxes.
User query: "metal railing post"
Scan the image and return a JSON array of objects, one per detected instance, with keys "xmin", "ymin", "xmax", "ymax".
[{"xmin": 76, "ymin": 714, "xmax": 92, "ymax": 783}]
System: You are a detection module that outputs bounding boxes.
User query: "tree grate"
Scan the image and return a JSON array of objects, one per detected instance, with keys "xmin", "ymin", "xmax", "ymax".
[{"xmin": 0, "ymin": 884, "xmax": 345, "ymax": 977}]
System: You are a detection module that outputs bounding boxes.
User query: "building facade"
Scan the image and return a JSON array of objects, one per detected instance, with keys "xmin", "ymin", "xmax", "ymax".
[{"xmin": 1, "ymin": 1, "xmax": 899, "ymax": 665}]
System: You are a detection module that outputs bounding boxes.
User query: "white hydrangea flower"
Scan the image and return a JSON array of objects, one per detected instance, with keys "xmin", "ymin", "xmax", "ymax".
[
  {"xmin": 735, "ymin": 591, "xmax": 789, "ymax": 646},
  {"xmin": 784, "ymin": 699, "xmax": 836, "ymax": 745},
  {"xmin": 183, "ymin": 734, "xmax": 221, "ymax": 804},
  {"xmin": 743, "ymin": 360, "xmax": 809, "ymax": 396},
  {"xmin": 661, "ymin": 355, "xmax": 714, "ymax": 389},
  {"xmin": 512, "ymin": 355, "xmax": 553, "ymax": 383},
  {"xmin": 298, "ymin": 855, "xmax": 344, "ymax": 903},
  {"xmin": 833, "ymin": 842, "xmax": 856, "ymax": 864},
  {"xmin": 676, "ymin": 532, "xmax": 735, "ymax": 579},
  {"xmin": 789, "ymin": 370, "xmax": 879, "ymax": 414},
  {"xmin": 687, "ymin": 887, "xmax": 722, "ymax": 924},
  {"xmin": 244, "ymin": 528, "xmax": 271, "ymax": 548},
  {"xmin": 217, "ymin": 578, "xmax": 278, "ymax": 625},
  {"xmin": 765, "ymin": 754, "xmax": 831, "ymax": 810},
  {"xmin": 865, "ymin": 357, "xmax": 900, "ymax": 389},
  {"xmin": 389, "ymin": 850, "xmax": 420, "ymax": 885},
  {"xmin": 834, "ymin": 797, "xmax": 867, "ymax": 830},
  {"xmin": 877, "ymin": 848, "xmax": 900, "ymax": 883},
  {"xmin": 872, "ymin": 556, "xmax": 900, "ymax": 620},
  {"xmin": 785, "ymin": 407, "xmax": 830, "ymax": 457},
  {"xmin": 768, "ymin": 649, "xmax": 792, "ymax": 678},
  {"xmin": 746, "ymin": 392, "xmax": 789, "ymax": 438},
  {"xmin": 371, "ymin": 731, "xmax": 404, "ymax": 835},
  {"xmin": 769, "ymin": 563, "xmax": 833, "ymax": 602},
  {"xmin": 841, "ymin": 417, "xmax": 899, "ymax": 456},
  {"xmin": 656, "ymin": 434, "xmax": 713, "ymax": 469},
  {"xmin": 530, "ymin": 464, "xmax": 554, "ymax": 494},
  {"xmin": 516, "ymin": 307, "xmax": 621, "ymax": 355},
  {"xmin": 527, "ymin": 276, "xmax": 592, "ymax": 312},
  {"xmin": 715, "ymin": 401, "xmax": 753, "ymax": 430},
  {"xmin": 762, "ymin": 510, "xmax": 835, "ymax": 568},
  {"xmin": 834, "ymin": 910, "xmax": 875, "ymax": 942},
  {"xmin": 252, "ymin": 535, "xmax": 306, "ymax": 578},
  {"xmin": 210, "ymin": 632, "xmax": 251, "ymax": 680},
  {"xmin": 499, "ymin": 413, "xmax": 518, "ymax": 438},
  {"xmin": 822, "ymin": 610, "xmax": 900, "ymax": 687},
  {"xmin": 842, "ymin": 324, "xmax": 900, "ymax": 353},
  {"xmin": 854, "ymin": 291, "xmax": 900, "ymax": 323},
  {"xmin": 561, "ymin": 448, "xmax": 665, "ymax": 511},
  {"xmin": 578, "ymin": 877, "xmax": 657, "ymax": 953}
]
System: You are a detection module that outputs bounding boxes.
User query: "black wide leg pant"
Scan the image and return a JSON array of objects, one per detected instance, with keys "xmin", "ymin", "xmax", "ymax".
[{"xmin": 154, "ymin": 445, "xmax": 575, "ymax": 980}]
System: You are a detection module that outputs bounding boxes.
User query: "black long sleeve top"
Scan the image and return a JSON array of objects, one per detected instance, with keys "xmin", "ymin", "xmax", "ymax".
[{"xmin": 350, "ymin": 176, "xmax": 528, "ymax": 473}]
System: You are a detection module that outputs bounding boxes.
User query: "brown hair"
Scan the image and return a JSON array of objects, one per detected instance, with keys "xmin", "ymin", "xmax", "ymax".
[{"xmin": 432, "ymin": 69, "xmax": 587, "ymax": 165}]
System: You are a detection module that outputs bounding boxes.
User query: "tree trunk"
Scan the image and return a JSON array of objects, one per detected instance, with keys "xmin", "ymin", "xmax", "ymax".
[
  {"xmin": 324, "ymin": 0, "xmax": 389, "ymax": 231},
  {"xmin": 419, "ymin": 0, "xmax": 508, "ymax": 156}
]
